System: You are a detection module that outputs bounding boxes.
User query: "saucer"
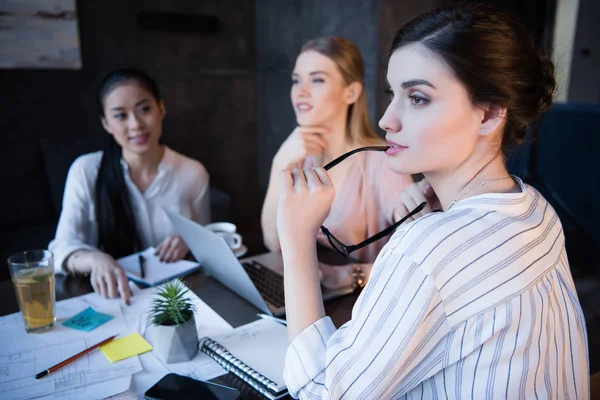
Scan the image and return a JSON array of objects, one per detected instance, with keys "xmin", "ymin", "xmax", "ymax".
[{"xmin": 232, "ymin": 244, "xmax": 248, "ymax": 258}]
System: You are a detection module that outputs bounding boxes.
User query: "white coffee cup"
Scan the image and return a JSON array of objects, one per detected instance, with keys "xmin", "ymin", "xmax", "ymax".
[{"xmin": 205, "ymin": 222, "xmax": 242, "ymax": 250}]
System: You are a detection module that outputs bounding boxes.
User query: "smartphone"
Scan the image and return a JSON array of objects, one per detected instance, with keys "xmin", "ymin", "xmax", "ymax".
[{"xmin": 145, "ymin": 373, "xmax": 241, "ymax": 400}]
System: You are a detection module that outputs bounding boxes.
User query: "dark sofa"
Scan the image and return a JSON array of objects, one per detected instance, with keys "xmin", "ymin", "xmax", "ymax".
[{"xmin": 0, "ymin": 135, "xmax": 230, "ymax": 281}]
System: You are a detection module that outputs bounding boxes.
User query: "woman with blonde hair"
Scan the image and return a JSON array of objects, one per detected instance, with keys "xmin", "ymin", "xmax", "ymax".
[{"xmin": 261, "ymin": 37, "xmax": 413, "ymax": 289}]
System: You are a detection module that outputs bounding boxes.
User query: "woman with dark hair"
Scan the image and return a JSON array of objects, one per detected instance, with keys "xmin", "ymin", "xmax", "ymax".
[
  {"xmin": 49, "ymin": 68, "xmax": 210, "ymax": 303},
  {"xmin": 278, "ymin": 5, "xmax": 589, "ymax": 399}
]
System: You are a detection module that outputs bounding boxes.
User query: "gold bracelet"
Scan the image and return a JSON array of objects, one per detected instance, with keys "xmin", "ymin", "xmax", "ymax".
[{"xmin": 352, "ymin": 264, "xmax": 366, "ymax": 291}]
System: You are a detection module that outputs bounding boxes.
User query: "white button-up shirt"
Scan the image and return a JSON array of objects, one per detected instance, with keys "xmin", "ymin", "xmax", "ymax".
[{"xmin": 49, "ymin": 146, "xmax": 210, "ymax": 272}]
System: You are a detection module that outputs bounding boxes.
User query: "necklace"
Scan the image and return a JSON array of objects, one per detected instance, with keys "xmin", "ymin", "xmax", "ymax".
[{"xmin": 446, "ymin": 176, "xmax": 512, "ymax": 210}]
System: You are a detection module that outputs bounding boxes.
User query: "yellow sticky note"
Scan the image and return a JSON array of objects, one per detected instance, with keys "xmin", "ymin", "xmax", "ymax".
[{"xmin": 100, "ymin": 333, "xmax": 152, "ymax": 363}]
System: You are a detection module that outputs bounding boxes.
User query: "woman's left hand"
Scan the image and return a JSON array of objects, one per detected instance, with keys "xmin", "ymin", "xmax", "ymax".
[
  {"xmin": 277, "ymin": 167, "xmax": 336, "ymax": 250},
  {"xmin": 155, "ymin": 235, "xmax": 189, "ymax": 262}
]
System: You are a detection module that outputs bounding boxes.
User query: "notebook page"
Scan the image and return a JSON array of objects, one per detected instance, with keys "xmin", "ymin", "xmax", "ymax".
[
  {"xmin": 211, "ymin": 319, "xmax": 288, "ymax": 390},
  {"xmin": 117, "ymin": 247, "xmax": 201, "ymax": 286}
]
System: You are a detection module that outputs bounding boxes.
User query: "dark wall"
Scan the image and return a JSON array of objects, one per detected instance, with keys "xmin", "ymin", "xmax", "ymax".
[
  {"xmin": 569, "ymin": 0, "xmax": 600, "ymax": 103},
  {"xmin": 437, "ymin": 0, "xmax": 555, "ymax": 46},
  {"xmin": 376, "ymin": 0, "xmax": 439, "ymax": 120},
  {"xmin": 256, "ymin": 0, "xmax": 379, "ymax": 191},
  {"xmin": 1, "ymin": 0, "xmax": 566, "ymax": 237},
  {"xmin": 0, "ymin": 0, "xmax": 259, "ymax": 232}
]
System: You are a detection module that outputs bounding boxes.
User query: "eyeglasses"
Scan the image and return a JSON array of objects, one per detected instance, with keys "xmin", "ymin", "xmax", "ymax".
[{"xmin": 320, "ymin": 146, "xmax": 427, "ymax": 257}]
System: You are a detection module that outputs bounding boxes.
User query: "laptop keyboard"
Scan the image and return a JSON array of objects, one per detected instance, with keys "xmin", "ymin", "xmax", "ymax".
[{"xmin": 241, "ymin": 261, "xmax": 285, "ymax": 308}]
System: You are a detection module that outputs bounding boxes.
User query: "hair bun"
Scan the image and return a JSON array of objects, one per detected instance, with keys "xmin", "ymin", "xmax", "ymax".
[{"xmin": 389, "ymin": 4, "xmax": 558, "ymax": 155}]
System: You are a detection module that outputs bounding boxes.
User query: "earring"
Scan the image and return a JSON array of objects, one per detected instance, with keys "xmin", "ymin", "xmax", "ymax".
[{"xmin": 480, "ymin": 127, "xmax": 486, "ymax": 133}]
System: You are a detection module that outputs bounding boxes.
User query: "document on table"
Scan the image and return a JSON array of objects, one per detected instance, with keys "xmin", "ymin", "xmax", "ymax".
[
  {"xmin": 106, "ymin": 351, "xmax": 169, "ymax": 400},
  {"xmin": 0, "ymin": 282, "xmax": 234, "ymax": 400},
  {"xmin": 0, "ymin": 298, "xmax": 142, "ymax": 400},
  {"xmin": 35, "ymin": 376, "xmax": 131, "ymax": 400},
  {"xmin": 108, "ymin": 283, "xmax": 234, "ymax": 400}
]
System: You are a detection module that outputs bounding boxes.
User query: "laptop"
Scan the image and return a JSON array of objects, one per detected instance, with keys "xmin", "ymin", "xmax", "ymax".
[{"xmin": 164, "ymin": 209, "xmax": 355, "ymax": 316}]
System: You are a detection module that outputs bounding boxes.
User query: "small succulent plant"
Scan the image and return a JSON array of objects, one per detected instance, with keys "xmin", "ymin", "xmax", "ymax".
[{"xmin": 149, "ymin": 279, "xmax": 196, "ymax": 326}]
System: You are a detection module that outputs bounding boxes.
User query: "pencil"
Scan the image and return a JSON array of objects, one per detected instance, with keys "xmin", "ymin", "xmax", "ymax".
[
  {"xmin": 35, "ymin": 335, "xmax": 117, "ymax": 379},
  {"xmin": 138, "ymin": 254, "xmax": 146, "ymax": 279}
]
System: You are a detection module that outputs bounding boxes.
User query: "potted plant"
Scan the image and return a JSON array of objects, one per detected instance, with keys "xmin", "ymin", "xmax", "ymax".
[{"xmin": 148, "ymin": 279, "xmax": 199, "ymax": 363}]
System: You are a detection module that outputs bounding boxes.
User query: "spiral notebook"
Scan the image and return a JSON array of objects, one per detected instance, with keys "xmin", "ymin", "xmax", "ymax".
[{"xmin": 200, "ymin": 319, "xmax": 289, "ymax": 400}]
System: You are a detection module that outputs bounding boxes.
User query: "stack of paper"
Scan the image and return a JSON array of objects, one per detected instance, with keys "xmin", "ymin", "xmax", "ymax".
[
  {"xmin": 0, "ymin": 299, "xmax": 141, "ymax": 400},
  {"xmin": 0, "ymin": 282, "xmax": 234, "ymax": 400}
]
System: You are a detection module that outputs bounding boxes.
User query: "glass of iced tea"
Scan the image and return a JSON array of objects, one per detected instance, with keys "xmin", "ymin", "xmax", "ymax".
[{"xmin": 7, "ymin": 250, "xmax": 56, "ymax": 333}]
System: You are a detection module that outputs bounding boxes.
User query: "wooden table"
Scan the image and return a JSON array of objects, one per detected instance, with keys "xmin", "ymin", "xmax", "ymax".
[{"xmin": 0, "ymin": 269, "xmax": 358, "ymax": 399}]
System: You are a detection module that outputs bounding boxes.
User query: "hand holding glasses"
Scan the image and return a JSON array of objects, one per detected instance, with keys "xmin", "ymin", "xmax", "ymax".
[{"xmin": 320, "ymin": 146, "xmax": 427, "ymax": 257}]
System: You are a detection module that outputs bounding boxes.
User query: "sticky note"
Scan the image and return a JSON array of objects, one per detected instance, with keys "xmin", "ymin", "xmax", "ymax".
[
  {"xmin": 62, "ymin": 307, "xmax": 114, "ymax": 332},
  {"xmin": 100, "ymin": 332, "xmax": 152, "ymax": 363}
]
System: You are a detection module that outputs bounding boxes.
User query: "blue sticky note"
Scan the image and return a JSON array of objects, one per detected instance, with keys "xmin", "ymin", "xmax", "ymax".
[{"xmin": 62, "ymin": 307, "xmax": 114, "ymax": 332}]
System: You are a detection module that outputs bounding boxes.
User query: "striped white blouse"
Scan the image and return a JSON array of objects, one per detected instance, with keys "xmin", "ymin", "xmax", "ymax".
[{"xmin": 284, "ymin": 177, "xmax": 589, "ymax": 399}]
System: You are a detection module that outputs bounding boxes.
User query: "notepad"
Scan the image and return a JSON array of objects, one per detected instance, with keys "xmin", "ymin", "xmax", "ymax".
[
  {"xmin": 200, "ymin": 319, "xmax": 288, "ymax": 399},
  {"xmin": 117, "ymin": 247, "xmax": 202, "ymax": 286},
  {"xmin": 100, "ymin": 332, "xmax": 153, "ymax": 363},
  {"xmin": 62, "ymin": 306, "xmax": 114, "ymax": 332}
]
